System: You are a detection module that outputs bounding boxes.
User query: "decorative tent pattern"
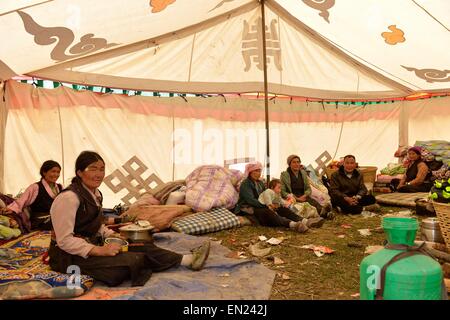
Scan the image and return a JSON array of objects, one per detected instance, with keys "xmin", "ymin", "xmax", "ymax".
[{"xmin": 1, "ymin": 0, "xmax": 449, "ymax": 98}]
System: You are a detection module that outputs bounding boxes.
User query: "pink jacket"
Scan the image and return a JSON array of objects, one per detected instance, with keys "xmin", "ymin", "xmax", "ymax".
[{"xmin": 51, "ymin": 184, "xmax": 114, "ymax": 259}]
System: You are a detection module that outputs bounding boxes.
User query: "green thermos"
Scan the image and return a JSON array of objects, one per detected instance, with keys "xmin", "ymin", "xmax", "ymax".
[{"xmin": 360, "ymin": 217, "xmax": 445, "ymax": 300}]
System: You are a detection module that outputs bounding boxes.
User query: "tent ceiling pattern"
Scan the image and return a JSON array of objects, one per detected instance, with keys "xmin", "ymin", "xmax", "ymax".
[{"xmin": 0, "ymin": 0, "xmax": 449, "ymax": 98}]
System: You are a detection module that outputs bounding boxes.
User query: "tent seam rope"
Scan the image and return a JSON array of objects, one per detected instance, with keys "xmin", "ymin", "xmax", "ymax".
[
  {"xmin": 411, "ymin": 0, "xmax": 449, "ymax": 32},
  {"xmin": 56, "ymin": 87, "xmax": 65, "ymax": 185},
  {"xmin": 187, "ymin": 33, "xmax": 197, "ymax": 83},
  {"xmin": 332, "ymin": 115, "xmax": 345, "ymax": 161}
]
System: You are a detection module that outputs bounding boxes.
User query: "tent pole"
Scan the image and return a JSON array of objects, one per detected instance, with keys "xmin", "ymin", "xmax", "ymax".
[
  {"xmin": 260, "ymin": 0, "xmax": 270, "ymax": 185},
  {"xmin": 0, "ymin": 81, "xmax": 7, "ymax": 193}
]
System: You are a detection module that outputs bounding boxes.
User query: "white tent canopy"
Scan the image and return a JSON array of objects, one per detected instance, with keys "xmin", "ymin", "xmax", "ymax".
[
  {"xmin": 1, "ymin": 0, "xmax": 449, "ymax": 98},
  {"xmin": 0, "ymin": 1, "xmax": 449, "ymax": 207}
]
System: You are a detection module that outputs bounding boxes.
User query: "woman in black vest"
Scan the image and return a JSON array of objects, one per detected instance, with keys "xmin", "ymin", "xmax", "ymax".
[
  {"xmin": 392, "ymin": 147, "xmax": 432, "ymax": 193},
  {"xmin": 48, "ymin": 151, "xmax": 210, "ymax": 287},
  {"xmin": 4, "ymin": 160, "xmax": 62, "ymax": 231}
]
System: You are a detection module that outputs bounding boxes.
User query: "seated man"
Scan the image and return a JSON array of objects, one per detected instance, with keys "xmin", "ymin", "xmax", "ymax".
[{"xmin": 329, "ymin": 155, "xmax": 378, "ymax": 214}]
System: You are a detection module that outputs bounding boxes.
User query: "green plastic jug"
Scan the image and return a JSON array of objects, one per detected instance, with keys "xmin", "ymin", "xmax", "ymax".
[{"xmin": 360, "ymin": 217, "xmax": 443, "ymax": 300}]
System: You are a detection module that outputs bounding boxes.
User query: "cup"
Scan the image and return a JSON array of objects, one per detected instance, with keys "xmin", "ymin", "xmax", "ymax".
[{"xmin": 104, "ymin": 237, "xmax": 129, "ymax": 252}]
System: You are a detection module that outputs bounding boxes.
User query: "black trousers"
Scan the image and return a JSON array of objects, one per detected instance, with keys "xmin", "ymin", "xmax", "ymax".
[
  {"xmin": 253, "ymin": 207, "xmax": 300, "ymax": 228},
  {"xmin": 391, "ymin": 178, "xmax": 432, "ymax": 193},
  {"xmin": 49, "ymin": 241, "xmax": 183, "ymax": 287},
  {"xmin": 331, "ymin": 194, "xmax": 376, "ymax": 215}
]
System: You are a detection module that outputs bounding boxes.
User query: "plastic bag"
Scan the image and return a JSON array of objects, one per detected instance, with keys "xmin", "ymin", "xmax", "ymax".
[{"xmin": 292, "ymin": 202, "xmax": 319, "ymax": 219}]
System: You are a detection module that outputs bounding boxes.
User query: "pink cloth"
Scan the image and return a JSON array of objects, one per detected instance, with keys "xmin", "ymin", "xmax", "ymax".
[
  {"xmin": 51, "ymin": 184, "xmax": 114, "ymax": 259},
  {"xmin": 244, "ymin": 161, "xmax": 263, "ymax": 177},
  {"xmin": 376, "ymin": 174, "xmax": 404, "ymax": 183},
  {"xmin": 7, "ymin": 179, "xmax": 62, "ymax": 214}
]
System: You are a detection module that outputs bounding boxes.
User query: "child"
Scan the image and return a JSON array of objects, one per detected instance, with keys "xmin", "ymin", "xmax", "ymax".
[{"xmin": 259, "ymin": 179, "xmax": 293, "ymax": 212}]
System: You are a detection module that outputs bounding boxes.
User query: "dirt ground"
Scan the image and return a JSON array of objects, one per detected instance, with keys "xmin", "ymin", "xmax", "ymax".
[{"xmin": 210, "ymin": 205, "xmax": 419, "ymax": 300}]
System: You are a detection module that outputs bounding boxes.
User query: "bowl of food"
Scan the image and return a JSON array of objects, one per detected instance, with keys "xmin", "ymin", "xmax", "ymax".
[
  {"xmin": 104, "ymin": 237, "xmax": 129, "ymax": 252},
  {"xmin": 119, "ymin": 220, "xmax": 154, "ymax": 242}
]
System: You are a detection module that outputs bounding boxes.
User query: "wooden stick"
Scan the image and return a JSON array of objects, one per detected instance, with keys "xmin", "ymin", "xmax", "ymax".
[
  {"xmin": 294, "ymin": 290, "xmax": 315, "ymax": 300},
  {"xmin": 415, "ymin": 241, "xmax": 450, "ymax": 263},
  {"xmin": 273, "ymin": 287, "xmax": 289, "ymax": 300}
]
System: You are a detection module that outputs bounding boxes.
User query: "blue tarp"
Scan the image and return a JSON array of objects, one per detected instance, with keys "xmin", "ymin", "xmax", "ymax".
[{"xmin": 111, "ymin": 232, "xmax": 275, "ymax": 300}]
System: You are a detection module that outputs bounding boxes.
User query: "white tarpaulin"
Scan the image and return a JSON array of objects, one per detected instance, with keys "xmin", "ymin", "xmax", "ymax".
[
  {"xmin": 2, "ymin": 81, "xmax": 450, "ymax": 207},
  {"xmin": 0, "ymin": 0, "xmax": 449, "ymax": 98}
]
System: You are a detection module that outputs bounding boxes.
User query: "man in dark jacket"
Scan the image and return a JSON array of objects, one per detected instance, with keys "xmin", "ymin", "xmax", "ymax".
[{"xmin": 329, "ymin": 155, "xmax": 377, "ymax": 214}]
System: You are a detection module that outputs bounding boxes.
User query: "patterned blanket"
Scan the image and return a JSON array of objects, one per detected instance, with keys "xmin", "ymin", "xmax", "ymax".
[
  {"xmin": 185, "ymin": 165, "xmax": 243, "ymax": 212},
  {"xmin": 375, "ymin": 192, "xmax": 429, "ymax": 207},
  {"xmin": 0, "ymin": 231, "xmax": 93, "ymax": 299},
  {"xmin": 171, "ymin": 207, "xmax": 240, "ymax": 235}
]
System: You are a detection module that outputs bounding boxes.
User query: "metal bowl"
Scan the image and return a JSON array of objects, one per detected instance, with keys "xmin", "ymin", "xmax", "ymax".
[
  {"xmin": 119, "ymin": 222, "xmax": 154, "ymax": 242},
  {"xmin": 421, "ymin": 218, "xmax": 444, "ymax": 243},
  {"xmin": 104, "ymin": 237, "xmax": 129, "ymax": 252}
]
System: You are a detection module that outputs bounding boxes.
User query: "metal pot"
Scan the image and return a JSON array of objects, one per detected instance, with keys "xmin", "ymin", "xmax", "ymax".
[
  {"xmin": 119, "ymin": 222, "xmax": 154, "ymax": 242},
  {"xmin": 421, "ymin": 218, "xmax": 444, "ymax": 243}
]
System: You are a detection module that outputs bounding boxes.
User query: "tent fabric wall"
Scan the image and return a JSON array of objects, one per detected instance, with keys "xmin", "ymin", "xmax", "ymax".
[
  {"xmin": 407, "ymin": 97, "xmax": 450, "ymax": 146},
  {"xmin": 272, "ymin": 104, "xmax": 401, "ymax": 174},
  {"xmin": 5, "ymin": 81, "xmax": 447, "ymax": 207}
]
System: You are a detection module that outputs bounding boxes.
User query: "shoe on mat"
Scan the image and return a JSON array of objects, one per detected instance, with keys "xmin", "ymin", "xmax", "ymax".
[
  {"xmin": 305, "ymin": 217, "xmax": 325, "ymax": 228},
  {"xmin": 294, "ymin": 222, "xmax": 309, "ymax": 233},
  {"xmin": 319, "ymin": 203, "xmax": 332, "ymax": 218},
  {"xmin": 327, "ymin": 210, "xmax": 337, "ymax": 219},
  {"xmin": 363, "ymin": 203, "xmax": 381, "ymax": 212},
  {"xmin": 190, "ymin": 241, "xmax": 211, "ymax": 271}
]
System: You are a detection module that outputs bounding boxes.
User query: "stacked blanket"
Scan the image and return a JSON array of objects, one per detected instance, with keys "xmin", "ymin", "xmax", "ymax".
[
  {"xmin": 380, "ymin": 163, "xmax": 406, "ymax": 176},
  {"xmin": 185, "ymin": 165, "xmax": 243, "ymax": 212},
  {"xmin": 415, "ymin": 140, "xmax": 450, "ymax": 164}
]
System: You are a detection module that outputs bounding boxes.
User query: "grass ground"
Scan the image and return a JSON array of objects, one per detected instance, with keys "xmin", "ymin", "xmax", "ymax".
[{"xmin": 210, "ymin": 205, "xmax": 416, "ymax": 300}]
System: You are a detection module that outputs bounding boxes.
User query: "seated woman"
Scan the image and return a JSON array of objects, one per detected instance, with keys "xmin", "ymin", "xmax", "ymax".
[
  {"xmin": 280, "ymin": 155, "xmax": 331, "ymax": 218},
  {"xmin": 3, "ymin": 160, "xmax": 62, "ymax": 231},
  {"xmin": 48, "ymin": 151, "xmax": 210, "ymax": 287},
  {"xmin": 234, "ymin": 161, "xmax": 324, "ymax": 233},
  {"xmin": 391, "ymin": 147, "xmax": 432, "ymax": 193}
]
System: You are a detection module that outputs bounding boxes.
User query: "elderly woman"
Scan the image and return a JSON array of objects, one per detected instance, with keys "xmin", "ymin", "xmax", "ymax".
[
  {"xmin": 392, "ymin": 147, "xmax": 432, "ymax": 193},
  {"xmin": 280, "ymin": 155, "xmax": 331, "ymax": 218},
  {"xmin": 49, "ymin": 151, "xmax": 210, "ymax": 287},
  {"xmin": 235, "ymin": 161, "xmax": 324, "ymax": 233},
  {"xmin": 2, "ymin": 160, "xmax": 62, "ymax": 231}
]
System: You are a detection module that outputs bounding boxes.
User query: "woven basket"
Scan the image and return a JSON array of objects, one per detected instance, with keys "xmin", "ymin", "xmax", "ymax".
[
  {"xmin": 432, "ymin": 201, "xmax": 450, "ymax": 251},
  {"xmin": 324, "ymin": 166, "xmax": 378, "ymax": 184}
]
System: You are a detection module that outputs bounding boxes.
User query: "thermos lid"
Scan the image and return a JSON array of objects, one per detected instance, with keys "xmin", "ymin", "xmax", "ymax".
[{"xmin": 382, "ymin": 217, "xmax": 418, "ymax": 231}]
